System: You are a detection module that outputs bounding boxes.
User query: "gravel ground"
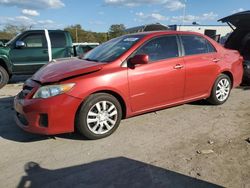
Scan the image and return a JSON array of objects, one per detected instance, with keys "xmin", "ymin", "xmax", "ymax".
[{"xmin": 0, "ymin": 76, "xmax": 249, "ymax": 188}]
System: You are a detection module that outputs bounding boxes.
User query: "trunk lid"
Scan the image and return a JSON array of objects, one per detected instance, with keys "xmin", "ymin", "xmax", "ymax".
[
  {"xmin": 32, "ymin": 57, "xmax": 104, "ymax": 84},
  {"xmin": 218, "ymin": 11, "xmax": 250, "ymax": 29}
]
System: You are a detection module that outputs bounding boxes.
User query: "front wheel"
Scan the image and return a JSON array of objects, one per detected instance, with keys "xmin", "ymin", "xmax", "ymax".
[
  {"xmin": 0, "ymin": 66, "xmax": 9, "ymax": 89},
  {"xmin": 76, "ymin": 93, "xmax": 122, "ymax": 140},
  {"xmin": 207, "ymin": 74, "xmax": 232, "ymax": 105}
]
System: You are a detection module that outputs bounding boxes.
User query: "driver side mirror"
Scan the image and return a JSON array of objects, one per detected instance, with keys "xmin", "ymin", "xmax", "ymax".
[
  {"xmin": 15, "ymin": 41, "xmax": 26, "ymax": 49},
  {"xmin": 129, "ymin": 54, "xmax": 149, "ymax": 66}
]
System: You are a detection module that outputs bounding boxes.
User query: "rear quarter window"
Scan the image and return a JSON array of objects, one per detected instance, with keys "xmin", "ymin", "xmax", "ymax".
[
  {"xmin": 181, "ymin": 35, "xmax": 216, "ymax": 56},
  {"xmin": 207, "ymin": 41, "xmax": 217, "ymax": 53},
  {"xmin": 49, "ymin": 32, "xmax": 66, "ymax": 48}
]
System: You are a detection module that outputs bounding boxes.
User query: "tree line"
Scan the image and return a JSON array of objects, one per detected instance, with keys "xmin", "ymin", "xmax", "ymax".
[{"xmin": 0, "ymin": 24, "xmax": 126, "ymax": 44}]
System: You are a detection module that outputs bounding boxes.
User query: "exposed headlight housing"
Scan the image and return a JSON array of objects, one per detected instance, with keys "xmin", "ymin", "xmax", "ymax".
[
  {"xmin": 244, "ymin": 64, "xmax": 250, "ymax": 70},
  {"xmin": 33, "ymin": 83, "xmax": 75, "ymax": 99}
]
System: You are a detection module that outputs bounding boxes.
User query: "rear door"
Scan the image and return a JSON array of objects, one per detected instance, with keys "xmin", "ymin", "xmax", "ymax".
[
  {"xmin": 180, "ymin": 35, "xmax": 220, "ymax": 100},
  {"xmin": 10, "ymin": 31, "xmax": 48, "ymax": 74},
  {"xmin": 128, "ymin": 35, "xmax": 185, "ymax": 113}
]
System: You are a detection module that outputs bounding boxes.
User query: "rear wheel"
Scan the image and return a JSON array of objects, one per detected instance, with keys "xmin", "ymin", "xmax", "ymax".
[
  {"xmin": 207, "ymin": 74, "xmax": 231, "ymax": 105},
  {"xmin": 76, "ymin": 93, "xmax": 122, "ymax": 140},
  {"xmin": 0, "ymin": 66, "xmax": 9, "ymax": 89}
]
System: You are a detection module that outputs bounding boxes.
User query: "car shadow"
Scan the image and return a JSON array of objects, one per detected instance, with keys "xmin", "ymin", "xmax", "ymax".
[
  {"xmin": 238, "ymin": 85, "xmax": 250, "ymax": 90},
  {"xmin": 9, "ymin": 75, "xmax": 31, "ymax": 84},
  {"xmin": 188, "ymin": 100, "xmax": 212, "ymax": 106},
  {"xmin": 188, "ymin": 85, "xmax": 250, "ymax": 106},
  {"xmin": 0, "ymin": 96, "xmax": 87, "ymax": 143},
  {"xmin": 17, "ymin": 157, "xmax": 223, "ymax": 188}
]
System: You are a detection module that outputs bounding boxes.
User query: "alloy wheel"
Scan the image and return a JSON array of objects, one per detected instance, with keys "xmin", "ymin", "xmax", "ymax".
[
  {"xmin": 87, "ymin": 100, "xmax": 118, "ymax": 135},
  {"xmin": 216, "ymin": 78, "xmax": 230, "ymax": 102}
]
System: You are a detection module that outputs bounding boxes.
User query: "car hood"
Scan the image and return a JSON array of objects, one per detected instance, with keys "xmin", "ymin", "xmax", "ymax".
[
  {"xmin": 218, "ymin": 11, "xmax": 250, "ymax": 28},
  {"xmin": 32, "ymin": 57, "xmax": 104, "ymax": 84}
]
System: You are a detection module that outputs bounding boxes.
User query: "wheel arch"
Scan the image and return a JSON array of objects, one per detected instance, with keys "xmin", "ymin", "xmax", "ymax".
[
  {"xmin": 221, "ymin": 71, "xmax": 234, "ymax": 88},
  {"xmin": 75, "ymin": 89, "xmax": 128, "ymax": 125},
  {"xmin": 208, "ymin": 70, "xmax": 234, "ymax": 97},
  {"xmin": 0, "ymin": 58, "xmax": 10, "ymax": 75},
  {"xmin": 91, "ymin": 90, "xmax": 127, "ymax": 119}
]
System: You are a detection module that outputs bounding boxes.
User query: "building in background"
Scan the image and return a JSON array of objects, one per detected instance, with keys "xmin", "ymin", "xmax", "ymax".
[
  {"xmin": 125, "ymin": 23, "xmax": 232, "ymax": 43},
  {"xmin": 169, "ymin": 24, "xmax": 232, "ymax": 41}
]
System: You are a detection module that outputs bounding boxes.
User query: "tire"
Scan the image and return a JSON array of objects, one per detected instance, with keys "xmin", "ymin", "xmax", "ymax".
[
  {"xmin": 0, "ymin": 66, "xmax": 9, "ymax": 89},
  {"xmin": 207, "ymin": 74, "xmax": 232, "ymax": 105},
  {"xmin": 76, "ymin": 93, "xmax": 122, "ymax": 140}
]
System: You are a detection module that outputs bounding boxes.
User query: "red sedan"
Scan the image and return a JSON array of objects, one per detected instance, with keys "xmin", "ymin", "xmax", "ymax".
[{"xmin": 14, "ymin": 31, "xmax": 243, "ymax": 139}]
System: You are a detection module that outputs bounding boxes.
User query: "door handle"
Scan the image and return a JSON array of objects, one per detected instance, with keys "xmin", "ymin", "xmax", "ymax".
[
  {"xmin": 212, "ymin": 58, "xmax": 220, "ymax": 63},
  {"xmin": 43, "ymin": 49, "xmax": 48, "ymax": 53},
  {"xmin": 174, "ymin": 64, "xmax": 184, "ymax": 69}
]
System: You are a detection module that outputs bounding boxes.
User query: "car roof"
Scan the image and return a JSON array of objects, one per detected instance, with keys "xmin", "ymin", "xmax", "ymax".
[
  {"xmin": 21, "ymin": 29, "xmax": 65, "ymax": 33},
  {"xmin": 126, "ymin": 30, "xmax": 205, "ymax": 37}
]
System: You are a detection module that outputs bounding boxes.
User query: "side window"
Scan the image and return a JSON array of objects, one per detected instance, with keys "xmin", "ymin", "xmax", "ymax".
[
  {"xmin": 181, "ymin": 35, "xmax": 215, "ymax": 55},
  {"xmin": 22, "ymin": 34, "xmax": 46, "ymax": 48},
  {"xmin": 207, "ymin": 41, "xmax": 216, "ymax": 53},
  {"xmin": 49, "ymin": 32, "xmax": 66, "ymax": 48},
  {"xmin": 135, "ymin": 36, "xmax": 179, "ymax": 62}
]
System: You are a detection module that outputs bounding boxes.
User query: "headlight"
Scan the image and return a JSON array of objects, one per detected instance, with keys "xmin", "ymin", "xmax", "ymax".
[{"xmin": 33, "ymin": 83, "xmax": 75, "ymax": 99}]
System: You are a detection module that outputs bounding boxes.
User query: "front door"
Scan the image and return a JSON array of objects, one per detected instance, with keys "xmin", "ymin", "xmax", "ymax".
[
  {"xmin": 128, "ymin": 35, "xmax": 185, "ymax": 113},
  {"xmin": 10, "ymin": 32, "xmax": 49, "ymax": 74}
]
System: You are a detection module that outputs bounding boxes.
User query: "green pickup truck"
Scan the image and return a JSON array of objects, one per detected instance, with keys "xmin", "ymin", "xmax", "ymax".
[{"xmin": 0, "ymin": 29, "xmax": 73, "ymax": 88}]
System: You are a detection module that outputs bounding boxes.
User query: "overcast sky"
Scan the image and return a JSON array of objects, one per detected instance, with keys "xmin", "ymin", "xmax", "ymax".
[{"xmin": 0, "ymin": 0, "xmax": 249, "ymax": 32}]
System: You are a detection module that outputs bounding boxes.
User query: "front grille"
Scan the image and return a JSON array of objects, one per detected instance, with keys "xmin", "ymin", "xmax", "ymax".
[
  {"xmin": 18, "ymin": 86, "xmax": 34, "ymax": 99},
  {"xmin": 17, "ymin": 113, "xmax": 28, "ymax": 126},
  {"xmin": 23, "ymin": 85, "xmax": 34, "ymax": 91},
  {"xmin": 17, "ymin": 91, "xmax": 25, "ymax": 99}
]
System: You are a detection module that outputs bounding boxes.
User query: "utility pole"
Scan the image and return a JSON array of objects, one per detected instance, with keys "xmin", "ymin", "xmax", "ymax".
[
  {"xmin": 182, "ymin": 0, "xmax": 187, "ymax": 26},
  {"xmin": 75, "ymin": 27, "xmax": 78, "ymax": 43}
]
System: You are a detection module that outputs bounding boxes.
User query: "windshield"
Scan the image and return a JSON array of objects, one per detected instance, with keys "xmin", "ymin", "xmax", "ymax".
[{"xmin": 83, "ymin": 35, "xmax": 144, "ymax": 62}]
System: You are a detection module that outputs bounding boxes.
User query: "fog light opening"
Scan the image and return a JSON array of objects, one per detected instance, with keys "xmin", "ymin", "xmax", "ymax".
[{"xmin": 39, "ymin": 114, "xmax": 48, "ymax": 128}]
